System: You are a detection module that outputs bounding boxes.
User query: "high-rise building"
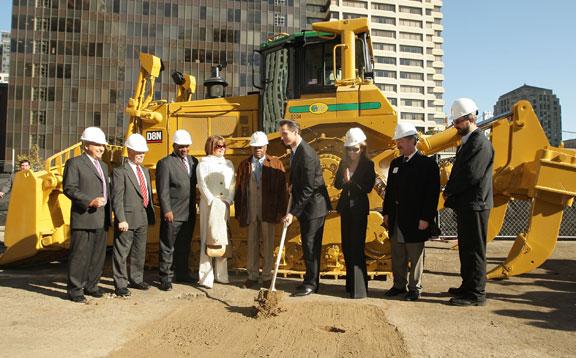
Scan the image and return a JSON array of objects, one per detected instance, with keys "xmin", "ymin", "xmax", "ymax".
[
  {"xmin": 0, "ymin": 32, "xmax": 9, "ymax": 83},
  {"xmin": 7, "ymin": 0, "xmax": 328, "ymax": 159},
  {"xmin": 328, "ymin": 0, "xmax": 445, "ymax": 132},
  {"xmin": 493, "ymin": 84, "xmax": 562, "ymax": 146}
]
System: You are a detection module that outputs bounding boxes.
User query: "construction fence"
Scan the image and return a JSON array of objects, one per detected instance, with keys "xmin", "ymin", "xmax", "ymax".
[{"xmin": 438, "ymin": 200, "xmax": 576, "ymax": 240}]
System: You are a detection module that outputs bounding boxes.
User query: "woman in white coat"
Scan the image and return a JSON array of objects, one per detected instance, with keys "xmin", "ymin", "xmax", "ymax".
[{"xmin": 197, "ymin": 135, "xmax": 236, "ymax": 288}]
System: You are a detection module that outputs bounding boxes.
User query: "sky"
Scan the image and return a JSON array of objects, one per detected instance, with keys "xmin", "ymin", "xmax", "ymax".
[
  {"xmin": 0, "ymin": 1, "xmax": 574, "ymax": 139},
  {"xmin": 443, "ymin": 1, "xmax": 576, "ymax": 139}
]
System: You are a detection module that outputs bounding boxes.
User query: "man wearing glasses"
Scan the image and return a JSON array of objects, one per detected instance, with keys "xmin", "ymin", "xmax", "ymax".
[
  {"xmin": 443, "ymin": 98, "xmax": 494, "ymax": 306},
  {"xmin": 382, "ymin": 123, "xmax": 440, "ymax": 301},
  {"xmin": 234, "ymin": 131, "xmax": 288, "ymax": 289},
  {"xmin": 156, "ymin": 129, "xmax": 199, "ymax": 291}
]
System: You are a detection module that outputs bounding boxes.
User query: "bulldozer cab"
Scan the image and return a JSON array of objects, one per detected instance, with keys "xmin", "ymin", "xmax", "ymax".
[{"xmin": 258, "ymin": 27, "xmax": 374, "ymax": 133}]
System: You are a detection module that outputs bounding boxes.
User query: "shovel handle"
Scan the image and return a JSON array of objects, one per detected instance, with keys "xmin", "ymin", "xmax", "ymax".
[{"xmin": 269, "ymin": 195, "xmax": 292, "ymax": 291}]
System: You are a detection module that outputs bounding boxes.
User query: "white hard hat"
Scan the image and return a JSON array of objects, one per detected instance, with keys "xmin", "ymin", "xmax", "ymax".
[
  {"xmin": 451, "ymin": 98, "xmax": 478, "ymax": 120},
  {"xmin": 80, "ymin": 127, "xmax": 108, "ymax": 145},
  {"xmin": 249, "ymin": 131, "xmax": 269, "ymax": 147},
  {"xmin": 173, "ymin": 129, "xmax": 192, "ymax": 145},
  {"xmin": 344, "ymin": 127, "xmax": 367, "ymax": 147},
  {"xmin": 393, "ymin": 122, "xmax": 418, "ymax": 140},
  {"xmin": 125, "ymin": 133, "xmax": 149, "ymax": 152}
]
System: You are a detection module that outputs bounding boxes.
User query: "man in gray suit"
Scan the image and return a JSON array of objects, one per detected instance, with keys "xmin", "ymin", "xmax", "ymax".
[
  {"xmin": 156, "ymin": 129, "xmax": 198, "ymax": 291},
  {"xmin": 280, "ymin": 119, "xmax": 331, "ymax": 296},
  {"xmin": 444, "ymin": 98, "xmax": 494, "ymax": 307},
  {"xmin": 112, "ymin": 134, "xmax": 155, "ymax": 297},
  {"xmin": 63, "ymin": 127, "xmax": 111, "ymax": 303}
]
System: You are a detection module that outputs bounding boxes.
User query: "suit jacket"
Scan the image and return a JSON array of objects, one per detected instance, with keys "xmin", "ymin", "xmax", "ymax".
[
  {"xmin": 156, "ymin": 152, "xmax": 198, "ymax": 222},
  {"xmin": 289, "ymin": 140, "xmax": 331, "ymax": 220},
  {"xmin": 63, "ymin": 154, "xmax": 111, "ymax": 230},
  {"xmin": 382, "ymin": 151, "xmax": 440, "ymax": 243},
  {"xmin": 334, "ymin": 156, "xmax": 376, "ymax": 216},
  {"xmin": 112, "ymin": 161, "xmax": 155, "ymax": 229},
  {"xmin": 444, "ymin": 129, "xmax": 494, "ymax": 211},
  {"xmin": 234, "ymin": 154, "xmax": 288, "ymax": 227}
]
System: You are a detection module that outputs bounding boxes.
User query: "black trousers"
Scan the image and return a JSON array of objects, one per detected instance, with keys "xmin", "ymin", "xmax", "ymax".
[
  {"xmin": 340, "ymin": 210, "xmax": 368, "ymax": 298},
  {"xmin": 456, "ymin": 208, "xmax": 489, "ymax": 300},
  {"xmin": 159, "ymin": 218, "xmax": 194, "ymax": 283},
  {"xmin": 112, "ymin": 225, "xmax": 147, "ymax": 289},
  {"xmin": 300, "ymin": 216, "xmax": 326, "ymax": 289},
  {"xmin": 67, "ymin": 228, "xmax": 107, "ymax": 298}
]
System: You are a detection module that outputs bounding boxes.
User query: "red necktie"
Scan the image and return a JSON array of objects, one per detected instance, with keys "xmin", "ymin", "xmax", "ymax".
[{"xmin": 136, "ymin": 166, "xmax": 149, "ymax": 207}]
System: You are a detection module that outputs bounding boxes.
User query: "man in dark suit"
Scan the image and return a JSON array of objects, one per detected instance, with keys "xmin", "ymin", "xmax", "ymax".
[
  {"xmin": 111, "ymin": 134, "xmax": 155, "ymax": 297},
  {"xmin": 444, "ymin": 98, "xmax": 494, "ymax": 306},
  {"xmin": 156, "ymin": 129, "xmax": 198, "ymax": 291},
  {"xmin": 382, "ymin": 123, "xmax": 440, "ymax": 301},
  {"xmin": 63, "ymin": 127, "xmax": 111, "ymax": 303},
  {"xmin": 279, "ymin": 119, "xmax": 331, "ymax": 296}
]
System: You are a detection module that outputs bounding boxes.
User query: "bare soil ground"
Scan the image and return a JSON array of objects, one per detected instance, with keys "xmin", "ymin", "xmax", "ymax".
[{"xmin": 0, "ymin": 240, "xmax": 575, "ymax": 358}]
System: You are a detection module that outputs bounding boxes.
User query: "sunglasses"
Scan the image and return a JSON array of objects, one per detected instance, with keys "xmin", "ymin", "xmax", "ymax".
[
  {"xmin": 346, "ymin": 147, "xmax": 361, "ymax": 153},
  {"xmin": 215, "ymin": 144, "xmax": 226, "ymax": 149}
]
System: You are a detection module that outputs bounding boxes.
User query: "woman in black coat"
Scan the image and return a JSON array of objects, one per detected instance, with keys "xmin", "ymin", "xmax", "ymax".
[{"xmin": 334, "ymin": 128, "xmax": 376, "ymax": 298}]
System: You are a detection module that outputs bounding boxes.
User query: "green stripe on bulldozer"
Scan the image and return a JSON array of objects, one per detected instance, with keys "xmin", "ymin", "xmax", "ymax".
[{"xmin": 288, "ymin": 102, "xmax": 381, "ymax": 114}]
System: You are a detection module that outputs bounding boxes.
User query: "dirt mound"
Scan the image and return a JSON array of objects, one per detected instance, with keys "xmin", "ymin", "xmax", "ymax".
[
  {"xmin": 109, "ymin": 299, "xmax": 408, "ymax": 358},
  {"xmin": 254, "ymin": 289, "xmax": 286, "ymax": 318}
]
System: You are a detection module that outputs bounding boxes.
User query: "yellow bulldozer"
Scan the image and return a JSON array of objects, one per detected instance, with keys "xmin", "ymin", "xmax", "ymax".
[{"xmin": 1, "ymin": 18, "xmax": 575, "ymax": 281}]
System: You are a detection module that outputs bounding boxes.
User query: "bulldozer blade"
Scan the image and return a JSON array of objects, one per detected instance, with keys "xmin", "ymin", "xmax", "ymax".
[{"xmin": 487, "ymin": 198, "xmax": 562, "ymax": 279}]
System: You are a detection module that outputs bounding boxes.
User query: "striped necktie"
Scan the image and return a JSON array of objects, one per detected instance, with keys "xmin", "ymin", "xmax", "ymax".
[{"xmin": 136, "ymin": 165, "xmax": 148, "ymax": 207}]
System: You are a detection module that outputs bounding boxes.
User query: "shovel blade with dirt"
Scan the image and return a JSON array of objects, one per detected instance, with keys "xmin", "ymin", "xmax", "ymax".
[{"xmin": 255, "ymin": 197, "xmax": 291, "ymax": 318}]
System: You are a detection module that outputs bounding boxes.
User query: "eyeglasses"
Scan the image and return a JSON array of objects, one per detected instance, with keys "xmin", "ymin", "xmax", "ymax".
[
  {"xmin": 346, "ymin": 147, "xmax": 361, "ymax": 153},
  {"xmin": 215, "ymin": 144, "xmax": 226, "ymax": 149}
]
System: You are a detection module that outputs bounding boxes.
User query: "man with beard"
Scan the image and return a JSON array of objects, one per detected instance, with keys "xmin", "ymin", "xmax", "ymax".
[{"xmin": 443, "ymin": 98, "xmax": 494, "ymax": 306}]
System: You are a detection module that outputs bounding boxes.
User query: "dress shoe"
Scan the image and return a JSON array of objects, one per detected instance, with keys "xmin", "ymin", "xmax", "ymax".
[
  {"xmin": 129, "ymin": 281, "xmax": 150, "ymax": 290},
  {"xmin": 115, "ymin": 287, "xmax": 131, "ymax": 297},
  {"xmin": 70, "ymin": 295, "xmax": 87, "ymax": 303},
  {"xmin": 242, "ymin": 279, "xmax": 258, "ymax": 289},
  {"xmin": 404, "ymin": 290, "xmax": 420, "ymax": 301},
  {"xmin": 448, "ymin": 286, "xmax": 466, "ymax": 295},
  {"xmin": 159, "ymin": 281, "xmax": 173, "ymax": 291},
  {"xmin": 85, "ymin": 289, "xmax": 103, "ymax": 298},
  {"xmin": 449, "ymin": 296, "xmax": 486, "ymax": 306},
  {"xmin": 384, "ymin": 287, "xmax": 408, "ymax": 297},
  {"xmin": 294, "ymin": 286, "xmax": 315, "ymax": 297}
]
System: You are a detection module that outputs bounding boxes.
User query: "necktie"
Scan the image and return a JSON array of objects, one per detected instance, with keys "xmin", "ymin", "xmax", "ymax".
[
  {"xmin": 94, "ymin": 159, "xmax": 107, "ymax": 203},
  {"xmin": 136, "ymin": 166, "xmax": 149, "ymax": 207},
  {"xmin": 182, "ymin": 157, "xmax": 190, "ymax": 176},
  {"xmin": 255, "ymin": 161, "xmax": 262, "ymax": 185}
]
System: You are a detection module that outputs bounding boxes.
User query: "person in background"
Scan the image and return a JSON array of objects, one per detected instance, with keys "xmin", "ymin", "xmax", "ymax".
[
  {"xmin": 382, "ymin": 123, "xmax": 440, "ymax": 301},
  {"xmin": 111, "ymin": 134, "xmax": 155, "ymax": 297},
  {"xmin": 0, "ymin": 160, "xmax": 31, "ymax": 199},
  {"xmin": 444, "ymin": 98, "xmax": 494, "ymax": 306},
  {"xmin": 63, "ymin": 127, "xmax": 111, "ymax": 303},
  {"xmin": 334, "ymin": 128, "xmax": 376, "ymax": 299},
  {"xmin": 197, "ymin": 135, "xmax": 236, "ymax": 289},
  {"xmin": 156, "ymin": 130, "xmax": 198, "ymax": 291},
  {"xmin": 234, "ymin": 131, "xmax": 288, "ymax": 289}
]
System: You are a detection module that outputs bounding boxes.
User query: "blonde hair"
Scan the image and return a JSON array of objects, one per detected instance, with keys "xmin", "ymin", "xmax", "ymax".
[{"xmin": 204, "ymin": 135, "xmax": 225, "ymax": 155}]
